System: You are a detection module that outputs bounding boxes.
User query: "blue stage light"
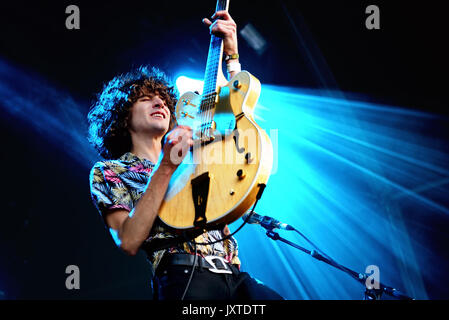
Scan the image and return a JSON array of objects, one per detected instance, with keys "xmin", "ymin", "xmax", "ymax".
[
  {"xmin": 231, "ymin": 84, "xmax": 447, "ymax": 300},
  {"xmin": 175, "ymin": 75, "xmax": 204, "ymax": 95},
  {"xmin": 0, "ymin": 59, "xmax": 97, "ymax": 167}
]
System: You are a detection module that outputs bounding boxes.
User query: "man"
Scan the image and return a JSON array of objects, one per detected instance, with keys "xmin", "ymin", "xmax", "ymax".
[{"xmin": 88, "ymin": 10, "xmax": 283, "ymax": 300}]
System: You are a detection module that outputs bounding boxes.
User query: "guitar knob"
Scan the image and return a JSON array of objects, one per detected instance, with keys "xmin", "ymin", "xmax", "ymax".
[
  {"xmin": 236, "ymin": 169, "xmax": 246, "ymax": 180},
  {"xmin": 233, "ymin": 80, "xmax": 242, "ymax": 89},
  {"xmin": 245, "ymin": 152, "xmax": 253, "ymax": 164}
]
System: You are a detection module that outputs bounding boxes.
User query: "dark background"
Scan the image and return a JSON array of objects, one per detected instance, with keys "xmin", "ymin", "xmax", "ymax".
[
  {"xmin": 1, "ymin": 1, "xmax": 447, "ymax": 114},
  {"xmin": 0, "ymin": 0, "xmax": 447, "ymax": 299}
]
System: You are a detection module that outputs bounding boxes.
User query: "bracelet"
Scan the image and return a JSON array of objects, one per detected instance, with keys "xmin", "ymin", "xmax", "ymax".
[
  {"xmin": 224, "ymin": 53, "xmax": 239, "ymax": 61},
  {"xmin": 226, "ymin": 61, "xmax": 241, "ymax": 73}
]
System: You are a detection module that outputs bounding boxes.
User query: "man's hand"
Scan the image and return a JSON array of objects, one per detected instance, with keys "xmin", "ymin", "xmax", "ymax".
[
  {"xmin": 202, "ymin": 10, "xmax": 238, "ymax": 58},
  {"xmin": 160, "ymin": 125, "xmax": 193, "ymax": 171}
]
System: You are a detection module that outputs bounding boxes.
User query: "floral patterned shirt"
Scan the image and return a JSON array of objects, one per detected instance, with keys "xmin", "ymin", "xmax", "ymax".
[{"xmin": 89, "ymin": 152, "xmax": 240, "ymax": 273}]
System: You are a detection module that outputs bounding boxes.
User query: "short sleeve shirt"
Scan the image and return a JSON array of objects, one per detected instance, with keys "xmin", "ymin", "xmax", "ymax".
[{"xmin": 89, "ymin": 152, "xmax": 240, "ymax": 272}]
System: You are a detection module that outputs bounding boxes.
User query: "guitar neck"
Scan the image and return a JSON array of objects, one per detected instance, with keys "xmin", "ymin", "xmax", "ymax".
[{"xmin": 201, "ymin": 0, "xmax": 230, "ymax": 100}]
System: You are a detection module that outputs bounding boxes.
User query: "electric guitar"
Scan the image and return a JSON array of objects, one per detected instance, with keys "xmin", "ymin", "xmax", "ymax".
[{"xmin": 158, "ymin": 0, "xmax": 273, "ymax": 231}]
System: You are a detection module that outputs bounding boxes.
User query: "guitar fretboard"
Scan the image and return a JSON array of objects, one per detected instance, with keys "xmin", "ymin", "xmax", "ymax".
[
  {"xmin": 201, "ymin": 35, "xmax": 222, "ymax": 99},
  {"xmin": 200, "ymin": 0, "xmax": 229, "ymax": 112}
]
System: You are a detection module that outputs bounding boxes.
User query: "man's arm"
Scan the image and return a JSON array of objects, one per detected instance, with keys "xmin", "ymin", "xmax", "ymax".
[
  {"xmin": 203, "ymin": 10, "xmax": 240, "ymax": 79},
  {"xmin": 105, "ymin": 126, "xmax": 193, "ymax": 256}
]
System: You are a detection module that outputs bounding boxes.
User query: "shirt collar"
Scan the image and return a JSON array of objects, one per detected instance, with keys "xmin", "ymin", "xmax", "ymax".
[{"xmin": 118, "ymin": 152, "xmax": 155, "ymax": 168}]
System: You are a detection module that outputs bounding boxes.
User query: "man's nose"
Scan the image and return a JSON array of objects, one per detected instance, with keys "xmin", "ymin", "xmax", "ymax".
[{"xmin": 153, "ymin": 98, "xmax": 166, "ymax": 109}]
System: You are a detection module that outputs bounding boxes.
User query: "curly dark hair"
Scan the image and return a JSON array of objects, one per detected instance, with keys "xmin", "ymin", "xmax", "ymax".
[{"xmin": 87, "ymin": 66, "xmax": 178, "ymax": 159}]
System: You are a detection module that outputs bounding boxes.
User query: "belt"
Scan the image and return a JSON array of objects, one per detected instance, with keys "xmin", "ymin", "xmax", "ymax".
[{"xmin": 156, "ymin": 254, "xmax": 239, "ymax": 276}]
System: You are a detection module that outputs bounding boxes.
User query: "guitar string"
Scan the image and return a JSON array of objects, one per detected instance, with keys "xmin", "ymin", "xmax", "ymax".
[
  {"xmin": 211, "ymin": 0, "xmax": 227, "ymax": 140},
  {"xmin": 207, "ymin": 0, "xmax": 225, "ymax": 144},
  {"xmin": 197, "ymin": 1, "xmax": 226, "ymax": 189},
  {"xmin": 202, "ymin": 37, "xmax": 214, "ymax": 172},
  {"xmin": 200, "ymin": 36, "xmax": 212, "ymax": 173}
]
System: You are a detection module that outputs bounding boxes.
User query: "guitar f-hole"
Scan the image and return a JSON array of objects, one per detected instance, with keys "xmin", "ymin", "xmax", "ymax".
[{"xmin": 233, "ymin": 129, "xmax": 245, "ymax": 154}]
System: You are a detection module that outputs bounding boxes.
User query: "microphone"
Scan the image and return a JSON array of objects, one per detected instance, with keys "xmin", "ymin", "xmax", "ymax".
[{"xmin": 242, "ymin": 211, "xmax": 294, "ymax": 230}]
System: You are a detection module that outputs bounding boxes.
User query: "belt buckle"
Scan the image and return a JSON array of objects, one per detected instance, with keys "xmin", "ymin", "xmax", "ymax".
[{"xmin": 204, "ymin": 255, "xmax": 233, "ymax": 274}]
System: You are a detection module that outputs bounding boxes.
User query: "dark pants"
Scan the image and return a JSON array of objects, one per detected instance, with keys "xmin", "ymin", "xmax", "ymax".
[{"xmin": 153, "ymin": 264, "xmax": 284, "ymax": 300}]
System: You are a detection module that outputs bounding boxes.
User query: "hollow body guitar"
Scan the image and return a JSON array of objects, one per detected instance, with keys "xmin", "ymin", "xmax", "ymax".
[{"xmin": 158, "ymin": 1, "xmax": 273, "ymax": 231}]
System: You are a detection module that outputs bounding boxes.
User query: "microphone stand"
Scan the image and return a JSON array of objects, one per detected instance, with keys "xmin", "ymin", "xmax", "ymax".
[{"xmin": 264, "ymin": 228, "xmax": 414, "ymax": 300}]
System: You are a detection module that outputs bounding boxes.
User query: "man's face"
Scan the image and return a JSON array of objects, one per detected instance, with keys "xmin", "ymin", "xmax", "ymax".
[{"xmin": 128, "ymin": 94, "xmax": 171, "ymax": 137}]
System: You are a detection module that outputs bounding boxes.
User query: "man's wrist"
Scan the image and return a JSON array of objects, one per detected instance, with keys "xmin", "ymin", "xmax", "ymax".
[
  {"xmin": 226, "ymin": 60, "xmax": 241, "ymax": 73},
  {"xmin": 157, "ymin": 161, "xmax": 177, "ymax": 175}
]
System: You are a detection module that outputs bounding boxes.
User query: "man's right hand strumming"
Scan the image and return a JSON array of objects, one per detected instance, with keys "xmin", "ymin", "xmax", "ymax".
[{"xmin": 160, "ymin": 125, "xmax": 193, "ymax": 172}]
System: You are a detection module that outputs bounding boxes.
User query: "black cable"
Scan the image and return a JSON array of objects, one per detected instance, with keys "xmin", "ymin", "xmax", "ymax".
[
  {"xmin": 291, "ymin": 228, "xmax": 364, "ymax": 283},
  {"xmin": 181, "ymin": 241, "xmax": 197, "ymax": 300},
  {"xmin": 292, "ymin": 228, "xmax": 335, "ymax": 262},
  {"xmin": 179, "ymin": 197, "xmax": 260, "ymax": 299}
]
